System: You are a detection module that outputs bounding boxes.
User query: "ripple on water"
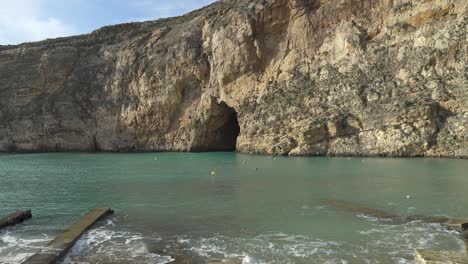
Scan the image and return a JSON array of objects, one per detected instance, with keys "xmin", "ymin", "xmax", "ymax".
[
  {"xmin": 61, "ymin": 220, "xmax": 174, "ymax": 264},
  {"xmin": 164, "ymin": 220, "xmax": 465, "ymax": 264},
  {"xmin": 0, "ymin": 231, "xmax": 51, "ymax": 264},
  {"xmin": 171, "ymin": 233, "xmax": 347, "ymax": 263},
  {"xmin": 0, "ymin": 219, "xmax": 174, "ymax": 264},
  {"xmin": 1, "ymin": 220, "xmax": 465, "ymax": 264}
]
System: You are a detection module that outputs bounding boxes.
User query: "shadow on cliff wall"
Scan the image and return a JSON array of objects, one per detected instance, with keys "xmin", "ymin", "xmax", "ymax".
[{"xmin": 190, "ymin": 101, "xmax": 240, "ymax": 152}]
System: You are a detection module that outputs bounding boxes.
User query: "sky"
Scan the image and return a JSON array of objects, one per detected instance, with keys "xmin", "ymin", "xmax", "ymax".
[{"xmin": 0, "ymin": 0, "xmax": 217, "ymax": 45}]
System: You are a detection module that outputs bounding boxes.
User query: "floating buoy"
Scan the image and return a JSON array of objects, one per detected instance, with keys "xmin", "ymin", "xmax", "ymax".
[
  {"xmin": 243, "ymin": 161, "xmax": 246, "ymax": 164},
  {"xmin": 273, "ymin": 157, "xmax": 276, "ymax": 160},
  {"xmin": 154, "ymin": 158, "xmax": 158, "ymax": 160},
  {"xmin": 211, "ymin": 171, "xmax": 216, "ymax": 176},
  {"xmin": 406, "ymin": 195, "xmax": 412, "ymax": 199}
]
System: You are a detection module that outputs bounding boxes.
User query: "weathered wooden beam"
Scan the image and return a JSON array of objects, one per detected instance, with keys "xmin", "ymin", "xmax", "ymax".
[
  {"xmin": 415, "ymin": 250, "xmax": 468, "ymax": 264},
  {"xmin": 23, "ymin": 207, "xmax": 113, "ymax": 264},
  {"xmin": 0, "ymin": 210, "xmax": 32, "ymax": 229}
]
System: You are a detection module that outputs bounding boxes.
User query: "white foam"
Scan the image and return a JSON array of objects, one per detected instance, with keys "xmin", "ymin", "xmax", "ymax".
[
  {"xmin": 176, "ymin": 233, "xmax": 346, "ymax": 263},
  {"xmin": 0, "ymin": 231, "xmax": 51, "ymax": 264},
  {"xmin": 357, "ymin": 213, "xmax": 393, "ymax": 222},
  {"xmin": 358, "ymin": 221, "xmax": 465, "ymax": 262},
  {"xmin": 2, "ymin": 217, "xmax": 465, "ymax": 263},
  {"xmin": 171, "ymin": 221, "xmax": 468, "ymax": 264},
  {"xmin": 61, "ymin": 221, "xmax": 173, "ymax": 264}
]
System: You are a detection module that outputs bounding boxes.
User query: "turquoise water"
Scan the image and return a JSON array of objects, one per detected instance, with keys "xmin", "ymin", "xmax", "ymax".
[{"xmin": 0, "ymin": 153, "xmax": 467, "ymax": 263}]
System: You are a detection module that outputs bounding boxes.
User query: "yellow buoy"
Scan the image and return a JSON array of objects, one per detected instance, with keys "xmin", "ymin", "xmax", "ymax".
[{"xmin": 211, "ymin": 171, "xmax": 216, "ymax": 176}]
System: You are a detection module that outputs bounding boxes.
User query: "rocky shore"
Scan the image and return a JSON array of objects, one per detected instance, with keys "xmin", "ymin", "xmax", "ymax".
[{"xmin": 0, "ymin": 0, "xmax": 466, "ymax": 157}]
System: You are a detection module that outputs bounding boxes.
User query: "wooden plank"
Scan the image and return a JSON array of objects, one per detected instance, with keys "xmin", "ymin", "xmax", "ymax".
[
  {"xmin": 0, "ymin": 210, "xmax": 32, "ymax": 229},
  {"xmin": 415, "ymin": 250, "xmax": 468, "ymax": 264},
  {"xmin": 23, "ymin": 208, "xmax": 113, "ymax": 264}
]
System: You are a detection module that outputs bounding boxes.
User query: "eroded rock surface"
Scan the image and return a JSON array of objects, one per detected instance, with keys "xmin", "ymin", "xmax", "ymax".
[{"xmin": 0, "ymin": 0, "xmax": 466, "ymax": 156}]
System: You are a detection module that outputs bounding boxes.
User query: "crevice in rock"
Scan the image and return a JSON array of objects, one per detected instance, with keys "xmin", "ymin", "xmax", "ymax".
[
  {"xmin": 426, "ymin": 102, "xmax": 454, "ymax": 149},
  {"xmin": 91, "ymin": 134, "xmax": 100, "ymax": 152},
  {"xmin": 191, "ymin": 101, "xmax": 240, "ymax": 152}
]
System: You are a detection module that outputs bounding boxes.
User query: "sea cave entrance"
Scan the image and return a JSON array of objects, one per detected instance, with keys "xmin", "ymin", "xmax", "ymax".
[{"xmin": 191, "ymin": 101, "xmax": 240, "ymax": 152}]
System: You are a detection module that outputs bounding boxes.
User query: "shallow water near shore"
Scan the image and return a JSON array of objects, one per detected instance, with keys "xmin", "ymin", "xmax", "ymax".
[{"xmin": 0, "ymin": 153, "xmax": 467, "ymax": 263}]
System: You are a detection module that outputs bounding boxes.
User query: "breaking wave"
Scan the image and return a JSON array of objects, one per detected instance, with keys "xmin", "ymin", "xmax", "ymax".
[
  {"xmin": 61, "ymin": 219, "xmax": 174, "ymax": 264},
  {"xmin": 0, "ymin": 231, "xmax": 51, "ymax": 264},
  {"xmin": 1, "ymin": 217, "xmax": 464, "ymax": 264}
]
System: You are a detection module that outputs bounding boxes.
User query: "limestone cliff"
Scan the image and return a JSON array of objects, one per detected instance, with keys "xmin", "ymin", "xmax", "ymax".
[{"xmin": 0, "ymin": 0, "xmax": 467, "ymax": 157}]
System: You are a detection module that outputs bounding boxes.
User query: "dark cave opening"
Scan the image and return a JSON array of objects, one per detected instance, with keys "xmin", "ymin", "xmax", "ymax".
[
  {"xmin": 215, "ymin": 102, "xmax": 240, "ymax": 151},
  {"xmin": 191, "ymin": 101, "xmax": 240, "ymax": 152}
]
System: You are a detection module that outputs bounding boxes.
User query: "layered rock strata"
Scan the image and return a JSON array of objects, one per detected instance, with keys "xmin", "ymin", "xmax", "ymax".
[{"xmin": 0, "ymin": 0, "xmax": 466, "ymax": 157}]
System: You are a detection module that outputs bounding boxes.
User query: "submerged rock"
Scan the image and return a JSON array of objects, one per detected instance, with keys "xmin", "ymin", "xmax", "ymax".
[
  {"xmin": 415, "ymin": 250, "xmax": 468, "ymax": 264},
  {"xmin": 0, "ymin": 0, "xmax": 467, "ymax": 157}
]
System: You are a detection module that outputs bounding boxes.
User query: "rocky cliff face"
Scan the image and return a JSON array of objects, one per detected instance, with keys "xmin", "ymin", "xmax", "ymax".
[{"xmin": 0, "ymin": 0, "xmax": 467, "ymax": 157}]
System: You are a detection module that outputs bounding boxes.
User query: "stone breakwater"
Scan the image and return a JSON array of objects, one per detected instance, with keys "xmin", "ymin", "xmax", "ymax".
[{"xmin": 0, "ymin": 0, "xmax": 467, "ymax": 157}]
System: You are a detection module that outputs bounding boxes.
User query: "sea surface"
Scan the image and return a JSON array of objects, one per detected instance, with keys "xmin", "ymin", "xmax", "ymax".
[{"xmin": 0, "ymin": 153, "xmax": 467, "ymax": 263}]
